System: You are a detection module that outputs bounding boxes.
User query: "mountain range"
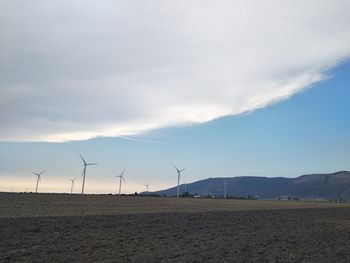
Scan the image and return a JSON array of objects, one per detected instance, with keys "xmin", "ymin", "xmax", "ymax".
[{"xmin": 149, "ymin": 171, "xmax": 350, "ymax": 200}]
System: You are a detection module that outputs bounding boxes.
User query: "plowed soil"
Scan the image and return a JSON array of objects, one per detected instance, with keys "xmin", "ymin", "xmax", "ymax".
[{"xmin": 1, "ymin": 193, "xmax": 350, "ymax": 262}]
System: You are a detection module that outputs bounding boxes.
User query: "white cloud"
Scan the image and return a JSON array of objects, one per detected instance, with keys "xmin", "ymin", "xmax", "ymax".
[{"xmin": 0, "ymin": 0, "xmax": 349, "ymax": 142}]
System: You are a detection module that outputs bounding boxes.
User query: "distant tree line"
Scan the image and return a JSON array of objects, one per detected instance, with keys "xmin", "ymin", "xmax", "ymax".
[
  {"xmin": 278, "ymin": 196, "xmax": 300, "ymax": 201},
  {"xmin": 178, "ymin": 192, "xmax": 259, "ymax": 200}
]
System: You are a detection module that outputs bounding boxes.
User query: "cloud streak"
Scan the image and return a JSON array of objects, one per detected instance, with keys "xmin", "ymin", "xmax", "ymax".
[{"xmin": 1, "ymin": 0, "xmax": 350, "ymax": 142}]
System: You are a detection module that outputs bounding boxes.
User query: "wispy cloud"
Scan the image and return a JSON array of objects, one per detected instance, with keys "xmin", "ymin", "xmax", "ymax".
[
  {"xmin": 118, "ymin": 136, "xmax": 166, "ymax": 144},
  {"xmin": 1, "ymin": 0, "xmax": 349, "ymax": 142}
]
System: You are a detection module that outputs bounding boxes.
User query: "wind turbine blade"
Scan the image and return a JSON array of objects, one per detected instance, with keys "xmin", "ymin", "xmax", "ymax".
[
  {"xmin": 39, "ymin": 169, "xmax": 46, "ymax": 175},
  {"xmin": 79, "ymin": 154, "xmax": 87, "ymax": 165},
  {"xmin": 32, "ymin": 172, "xmax": 39, "ymax": 176},
  {"xmin": 173, "ymin": 165, "xmax": 180, "ymax": 172},
  {"xmin": 180, "ymin": 168, "xmax": 186, "ymax": 172},
  {"xmin": 87, "ymin": 163, "xmax": 98, "ymax": 166},
  {"xmin": 122, "ymin": 176, "xmax": 126, "ymax": 183}
]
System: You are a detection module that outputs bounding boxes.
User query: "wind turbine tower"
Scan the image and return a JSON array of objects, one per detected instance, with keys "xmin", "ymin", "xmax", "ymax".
[
  {"xmin": 32, "ymin": 170, "xmax": 46, "ymax": 193},
  {"xmin": 173, "ymin": 166, "xmax": 185, "ymax": 198},
  {"xmin": 115, "ymin": 169, "xmax": 126, "ymax": 196},
  {"xmin": 68, "ymin": 177, "xmax": 78, "ymax": 194},
  {"xmin": 145, "ymin": 182, "xmax": 150, "ymax": 192},
  {"xmin": 224, "ymin": 180, "xmax": 228, "ymax": 199},
  {"xmin": 79, "ymin": 154, "xmax": 97, "ymax": 194}
]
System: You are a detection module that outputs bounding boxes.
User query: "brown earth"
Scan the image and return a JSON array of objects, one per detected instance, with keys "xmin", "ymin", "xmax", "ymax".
[
  {"xmin": 1, "ymin": 193, "xmax": 350, "ymax": 262},
  {"xmin": 0, "ymin": 193, "xmax": 348, "ymax": 218}
]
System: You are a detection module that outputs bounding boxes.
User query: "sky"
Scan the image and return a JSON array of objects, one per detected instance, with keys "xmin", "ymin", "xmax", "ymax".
[{"xmin": 0, "ymin": 1, "xmax": 349, "ymax": 193}]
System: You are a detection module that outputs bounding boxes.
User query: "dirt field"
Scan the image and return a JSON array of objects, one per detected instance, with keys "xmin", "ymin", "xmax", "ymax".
[
  {"xmin": 0, "ymin": 192, "xmax": 348, "ymax": 218},
  {"xmin": 1, "ymin": 193, "xmax": 350, "ymax": 262}
]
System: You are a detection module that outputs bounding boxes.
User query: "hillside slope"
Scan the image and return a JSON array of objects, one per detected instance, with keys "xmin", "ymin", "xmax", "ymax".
[{"xmin": 150, "ymin": 171, "xmax": 350, "ymax": 200}]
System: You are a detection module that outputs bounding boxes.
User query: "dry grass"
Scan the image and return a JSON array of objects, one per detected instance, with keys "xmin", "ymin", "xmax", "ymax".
[{"xmin": 1, "ymin": 192, "xmax": 348, "ymax": 218}]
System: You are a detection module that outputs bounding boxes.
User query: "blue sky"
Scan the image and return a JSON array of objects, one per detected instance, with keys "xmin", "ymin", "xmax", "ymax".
[
  {"xmin": 0, "ymin": 61, "xmax": 349, "ymax": 193},
  {"xmin": 1, "ymin": 1, "xmax": 350, "ymax": 193}
]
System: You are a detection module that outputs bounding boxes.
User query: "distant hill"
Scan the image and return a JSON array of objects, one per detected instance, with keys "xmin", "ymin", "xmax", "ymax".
[{"xmin": 149, "ymin": 171, "xmax": 350, "ymax": 200}]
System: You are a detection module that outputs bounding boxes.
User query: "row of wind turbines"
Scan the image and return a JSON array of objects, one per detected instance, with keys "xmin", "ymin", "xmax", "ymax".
[{"xmin": 32, "ymin": 154, "xmax": 186, "ymax": 197}]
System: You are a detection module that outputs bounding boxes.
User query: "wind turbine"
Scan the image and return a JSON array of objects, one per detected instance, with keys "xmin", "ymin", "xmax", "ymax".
[
  {"xmin": 145, "ymin": 182, "xmax": 150, "ymax": 192},
  {"xmin": 224, "ymin": 180, "xmax": 227, "ymax": 199},
  {"xmin": 183, "ymin": 181, "xmax": 187, "ymax": 193},
  {"xmin": 68, "ymin": 177, "xmax": 78, "ymax": 194},
  {"xmin": 32, "ymin": 170, "xmax": 46, "ymax": 193},
  {"xmin": 173, "ymin": 165, "xmax": 185, "ymax": 198},
  {"xmin": 115, "ymin": 169, "xmax": 126, "ymax": 196},
  {"xmin": 79, "ymin": 154, "xmax": 97, "ymax": 194}
]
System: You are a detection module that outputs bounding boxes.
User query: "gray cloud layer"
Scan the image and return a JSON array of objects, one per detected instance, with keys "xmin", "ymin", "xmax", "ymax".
[{"xmin": 1, "ymin": 0, "xmax": 350, "ymax": 141}]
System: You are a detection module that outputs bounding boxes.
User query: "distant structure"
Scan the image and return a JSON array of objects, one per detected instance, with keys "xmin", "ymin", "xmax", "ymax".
[
  {"xmin": 183, "ymin": 181, "xmax": 187, "ymax": 192},
  {"xmin": 32, "ymin": 169, "xmax": 46, "ymax": 193},
  {"xmin": 145, "ymin": 182, "xmax": 150, "ymax": 192},
  {"xmin": 79, "ymin": 154, "xmax": 97, "ymax": 194},
  {"xmin": 115, "ymin": 169, "xmax": 126, "ymax": 195},
  {"xmin": 224, "ymin": 180, "xmax": 227, "ymax": 198},
  {"xmin": 173, "ymin": 165, "xmax": 185, "ymax": 198},
  {"xmin": 68, "ymin": 177, "xmax": 78, "ymax": 194}
]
